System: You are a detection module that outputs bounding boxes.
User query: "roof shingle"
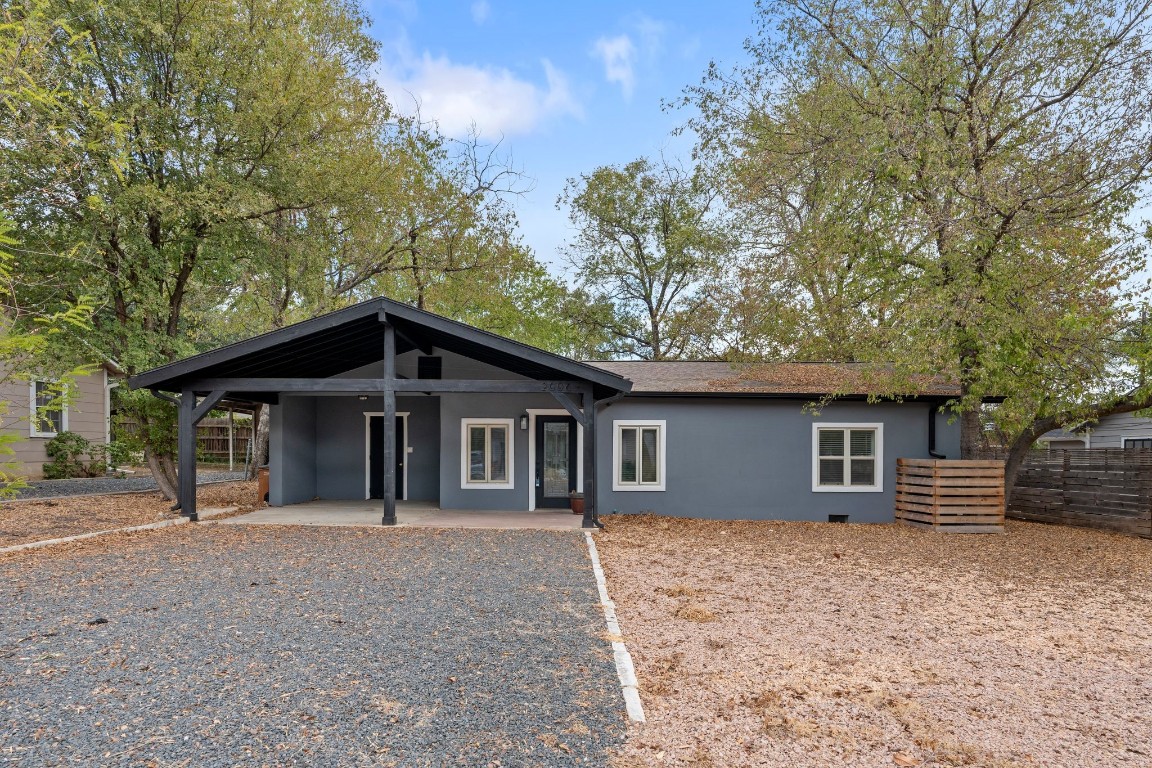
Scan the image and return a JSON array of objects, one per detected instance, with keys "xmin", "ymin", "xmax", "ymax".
[{"xmin": 582, "ymin": 361, "xmax": 959, "ymax": 397}]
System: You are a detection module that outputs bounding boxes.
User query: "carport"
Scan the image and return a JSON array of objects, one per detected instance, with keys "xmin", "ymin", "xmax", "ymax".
[{"xmin": 128, "ymin": 297, "xmax": 631, "ymax": 528}]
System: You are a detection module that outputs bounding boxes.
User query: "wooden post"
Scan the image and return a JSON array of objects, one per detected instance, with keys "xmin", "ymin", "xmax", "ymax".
[
  {"xmin": 582, "ymin": 385, "xmax": 598, "ymax": 529},
  {"xmin": 227, "ymin": 407, "xmax": 234, "ymax": 472},
  {"xmin": 178, "ymin": 389, "xmax": 198, "ymax": 522},
  {"xmin": 381, "ymin": 322, "xmax": 397, "ymax": 526}
]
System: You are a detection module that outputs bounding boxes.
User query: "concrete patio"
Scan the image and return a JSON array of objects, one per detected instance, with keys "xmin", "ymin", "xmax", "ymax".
[{"xmin": 219, "ymin": 499, "xmax": 586, "ymax": 530}]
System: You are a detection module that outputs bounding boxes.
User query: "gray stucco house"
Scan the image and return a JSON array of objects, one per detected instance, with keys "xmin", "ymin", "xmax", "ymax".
[{"xmin": 130, "ymin": 298, "xmax": 961, "ymax": 526}]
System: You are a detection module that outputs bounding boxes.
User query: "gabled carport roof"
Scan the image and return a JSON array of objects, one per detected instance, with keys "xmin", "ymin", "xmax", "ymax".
[{"xmin": 129, "ymin": 297, "xmax": 632, "ymax": 399}]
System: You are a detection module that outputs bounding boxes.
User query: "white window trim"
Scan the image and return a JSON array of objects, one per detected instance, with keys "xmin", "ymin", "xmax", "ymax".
[
  {"xmin": 29, "ymin": 380, "xmax": 68, "ymax": 438},
  {"xmin": 811, "ymin": 422, "xmax": 884, "ymax": 493},
  {"xmin": 363, "ymin": 412, "xmax": 409, "ymax": 501},
  {"xmin": 526, "ymin": 409, "xmax": 584, "ymax": 511},
  {"xmin": 612, "ymin": 419, "xmax": 666, "ymax": 492},
  {"xmin": 460, "ymin": 418, "xmax": 515, "ymax": 490}
]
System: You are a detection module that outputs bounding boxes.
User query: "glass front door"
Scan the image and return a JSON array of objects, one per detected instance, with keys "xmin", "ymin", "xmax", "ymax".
[{"xmin": 535, "ymin": 416, "xmax": 577, "ymax": 508}]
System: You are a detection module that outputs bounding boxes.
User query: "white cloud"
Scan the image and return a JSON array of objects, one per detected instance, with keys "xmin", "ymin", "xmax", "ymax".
[
  {"xmin": 590, "ymin": 34, "xmax": 637, "ymax": 99},
  {"xmin": 378, "ymin": 50, "xmax": 582, "ymax": 138},
  {"xmin": 470, "ymin": 0, "xmax": 489, "ymax": 24}
]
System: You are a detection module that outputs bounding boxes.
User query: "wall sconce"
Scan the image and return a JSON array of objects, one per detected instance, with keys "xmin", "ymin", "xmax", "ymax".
[
  {"xmin": 358, "ymin": 395, "xmax": 369, "ymax": 401},
  {"xmin": 519, "ymin": 413, "xmax": 529, "ymax": 430}
]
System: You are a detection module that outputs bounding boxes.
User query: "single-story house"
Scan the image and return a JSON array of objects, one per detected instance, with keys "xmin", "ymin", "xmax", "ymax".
[
  {"xmin": 1037, "ymin": 411, "xmax": 1152, "ymax": 450},
  {"xmin": 0, "ymin": 362, "xmax": 119, "ymax": 478},
  {"xmin": 129, "ymin": 298, "xmax": 962, "ymax": 526}
]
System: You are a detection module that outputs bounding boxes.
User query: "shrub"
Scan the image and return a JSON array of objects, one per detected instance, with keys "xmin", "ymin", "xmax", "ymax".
[
  {"xmin": 43, "ymin": 431, "xmax": 90, "ymax": 479},
  {"xmin": 42, "ymin": 433, "xmax": 129, "ymax": 479}
]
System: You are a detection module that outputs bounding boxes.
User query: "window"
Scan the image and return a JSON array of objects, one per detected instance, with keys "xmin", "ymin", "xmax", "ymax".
[
  {"xmin": 812, "ymin": 423, "xmax": 883, "ymax": 492},
  {"xmin": 613, "ymin": 420, "xmax": 666, "ymax": 491},
  {"xmin": 29, "ymin": 380, "xmax": 67, "ymax": 438},
  {"xmin": 460, "ymin": 418, "xmax": 514, "ymax": 489},
  {"xmin": 1125, "ymin": 438, "xmax": 1152, "ymax": 449}
]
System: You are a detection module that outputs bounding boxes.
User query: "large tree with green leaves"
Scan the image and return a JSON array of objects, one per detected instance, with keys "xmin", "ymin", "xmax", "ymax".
[
  {"xmin": 3, "ymin": 0, "xmax": 590, "ymax": 496},
  {"xmin": 559, "ymin": 156, "xmax": 732, "ymax": 360},
  {"xmin": 688, "ymin": 0, "xmax": 1152, "ymax": 481}
]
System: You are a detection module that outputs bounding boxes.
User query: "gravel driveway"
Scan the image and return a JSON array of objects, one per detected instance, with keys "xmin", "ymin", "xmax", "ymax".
[
  {"xmin": 0, "ymin": 526, "xmax": 624, "ymax": 766},
  {"xmin": 13, "ymin": 470, "xmax": 247, "ymax": 500}
]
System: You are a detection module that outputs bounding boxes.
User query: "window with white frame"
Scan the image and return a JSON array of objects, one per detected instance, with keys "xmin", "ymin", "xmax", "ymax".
[
  {"xmin": 30, "ymin": 380, "xmax": 66, "ymax": 438},
  {"xmin": 613, "ymin": 420, "xmax": 666, "ymax": 491},
  {"xmin": 812, "ymin": 423, "xmax": 882, "ymax": 492},
  {"xmin": 460, "ymin": 418, "xmax": 514, "ymax": 489}
]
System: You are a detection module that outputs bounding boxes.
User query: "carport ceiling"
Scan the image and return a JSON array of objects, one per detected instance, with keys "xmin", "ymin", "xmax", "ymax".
[{"xmin": 130, "ymin": 298, "xmax": 630, "ymax": 398}]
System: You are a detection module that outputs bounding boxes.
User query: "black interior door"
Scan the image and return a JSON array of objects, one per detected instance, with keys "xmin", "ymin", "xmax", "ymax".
[
  {"xmin": 368, "ymin": 416, "xmax": 404, "ymax": 500},
  {"xmin": 535, "ymin": 416, "xmax": 578, "ymax": 508}
]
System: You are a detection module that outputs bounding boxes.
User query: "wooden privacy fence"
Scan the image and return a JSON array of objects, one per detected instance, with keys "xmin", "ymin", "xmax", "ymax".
[
  {"xmin": 1010, "ymin": 449, "xmax": 1152, "ymax": 538},
  {"xmin": 895, "ymin": 459, "xmax": 1006, "ymax": 533}
]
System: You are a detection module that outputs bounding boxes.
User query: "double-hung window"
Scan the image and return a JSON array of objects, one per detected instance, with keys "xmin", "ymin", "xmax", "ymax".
[
  {"xmin": 812, "ymin": 423, "xmax": 883, "ymax": 492},
  {"xmin": 461, "ymin": 418, "xmax": 514, "ymax": 489},
  {"xmin": 30, "ymin": 380, "xmax": 66, "ymax": 438},
  {"xmin": 613, "ymin": 420, "xmax": 666, "ymax": 491}
]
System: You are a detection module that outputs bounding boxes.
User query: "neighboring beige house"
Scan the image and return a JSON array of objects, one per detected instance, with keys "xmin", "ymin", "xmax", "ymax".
[{"xmin": 0, "ymin": 364, "xmax": 118, "ymax": 479}]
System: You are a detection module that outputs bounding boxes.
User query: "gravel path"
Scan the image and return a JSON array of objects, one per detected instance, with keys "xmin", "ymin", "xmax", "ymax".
[
  {"xmin": 0, "ymin": 525, "xmax": 624, "ymax": 766},
  {"xmin": 14, "ymin": 470, "xmax": 247, "ymax": 500}
]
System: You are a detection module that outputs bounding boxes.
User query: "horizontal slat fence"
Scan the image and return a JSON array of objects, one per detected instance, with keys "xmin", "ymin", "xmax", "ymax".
[
  {"xmin": 1009, "ymin": 449, "xmax": 1152, "ymax": 538},
  {"xmin": 895, "ymin": 459, "xmax": 1005, "ymax": 532}
]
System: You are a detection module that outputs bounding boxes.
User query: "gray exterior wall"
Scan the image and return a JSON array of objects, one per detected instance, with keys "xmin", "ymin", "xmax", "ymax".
[
  {"xmin": 269, "ymin": 396, "xmax": 317, "ymax": 506},
  {"xmin": 596, "ymin": 398, "xmax": 958, "ymax": 523},
  {"xmin": 267, "ymin": 344, "xmax": 961, "ymax": 522},
  {"xmin": 1073, "ymin": 412, "xmax": 1152, "ymax": 449},
  {"xmin": 437, "ymin": 392, "xmax": 562, "ymax": 510}
]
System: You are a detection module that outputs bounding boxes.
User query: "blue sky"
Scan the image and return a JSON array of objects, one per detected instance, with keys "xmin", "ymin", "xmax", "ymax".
[{"xmin": 362, "ymin": 0, "xmax": 756, "ymax": 273}]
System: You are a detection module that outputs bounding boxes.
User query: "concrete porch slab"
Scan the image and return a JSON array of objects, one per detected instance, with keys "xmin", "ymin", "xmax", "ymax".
[{"xmin": 218, "ymin": 499, "xmax": 585, "ymax": 531}]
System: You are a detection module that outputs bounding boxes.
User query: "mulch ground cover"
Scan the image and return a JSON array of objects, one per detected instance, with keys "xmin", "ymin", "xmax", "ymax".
[
  {"xmin": 0, "ymin": 481, "xmax": 260, "ymax": 547},
  {"xmin": 598, "ymin": 515, "xmax": 1152, "ymax": 768}
]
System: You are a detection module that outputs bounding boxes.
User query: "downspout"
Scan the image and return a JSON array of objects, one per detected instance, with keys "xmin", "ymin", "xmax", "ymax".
[
  {"xmin": 149, "ymin": 389, "xmax": 185, "ymax": 511},
  {"xmin": 928, "ymin": 401, "xmax": 946, "ymax": 459}
]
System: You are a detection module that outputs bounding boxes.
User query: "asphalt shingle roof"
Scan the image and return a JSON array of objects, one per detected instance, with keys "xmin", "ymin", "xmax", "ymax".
[{"xmin": 583, "ymin": 360, "xmax": 960, "ymax": 397}]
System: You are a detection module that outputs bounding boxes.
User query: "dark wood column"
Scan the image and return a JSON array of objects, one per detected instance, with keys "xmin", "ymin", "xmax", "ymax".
[
  {"xmin": 581, "ymin": 385, "xmax": 598, "ymax": 529},
  {"xmin": 381, "ymin": 322, "xmax": 397, "ymax": 526},
  {"xmin": 177, "ymin": 389, "xmax": 228, "ymax": 522},
  {"xmin": 178, "ymin": 389, "xmax": 197, "ymax": 521}
]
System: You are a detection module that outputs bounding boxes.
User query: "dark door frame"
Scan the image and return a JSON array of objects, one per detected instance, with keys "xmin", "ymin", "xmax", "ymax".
[
  {"xmin": 366, "ymin": 411, "xmax": 408, "ymax": 501},
  {"xmin": 531, "ymin": 411, "xmax": 581, "ymax": 510}
]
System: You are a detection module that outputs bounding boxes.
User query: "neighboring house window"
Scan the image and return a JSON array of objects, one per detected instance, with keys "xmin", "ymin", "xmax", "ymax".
[
  {"xmin": 29, "ymin": 380, "xmax": 67, "ymax": 438},
  {"xmin": 1124, "ymin": 438, "xmax": 1152, "ymax": 449},
  {"xmin": 613, "ymin": 420, "xmax": 666, "ymax": 491},
  {"xmin": 812, "ymin": 423, "xmax": 883, "ymax": 492},
  {"xmin": 460, "ymin": 418, "xmax": 514, "ymax": 489}
]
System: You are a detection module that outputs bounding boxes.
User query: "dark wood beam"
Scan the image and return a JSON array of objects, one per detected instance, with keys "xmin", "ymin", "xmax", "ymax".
[
  {"xmin": 381, "ymin": 311, "xmax": 433, "ymax": 355},
  {"xmin": 191, "ymin": 390, "xmax": 228, "ymax": 424},
  {"xmin": 551, "ymin": 391, "xmax": 586, "ymax": 426},
  {"xmin": 183, "ymin": 378, "xmax": 587, "ymax": 394},
  {"xmin": 581, "ymin": 385, "xmax": 598, "ymax": 529},
  {"xmin": 178, "ymin": 390, "xmax": 198, "ymax": 522},
  {"xmin": 381, "ymin": 323, "xmax": 397, "ymax": 526}
]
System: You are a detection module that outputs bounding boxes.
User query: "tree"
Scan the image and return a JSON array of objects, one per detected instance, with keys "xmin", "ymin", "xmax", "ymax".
[
  {"xmin": 687, "ymin": 0, "xmax": 1152, "ymax": 473},
  {"xmin": 559, "ymin": 157, "xmax": 732, "ymax": 360},
  {"xmin": 2, "ymin": 0, "xmax": 407, "ymax": 497}
]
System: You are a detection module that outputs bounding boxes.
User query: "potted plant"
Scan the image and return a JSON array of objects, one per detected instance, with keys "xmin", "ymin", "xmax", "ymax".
[{"xmin": 568, "ymin": 490, "xmax": 585, "ymax": 515}]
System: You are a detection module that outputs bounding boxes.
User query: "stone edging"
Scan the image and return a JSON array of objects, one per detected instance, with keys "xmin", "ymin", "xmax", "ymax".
[{"xmin": 584, "ymin": 530, "xmax": 646, "ymax": 723}]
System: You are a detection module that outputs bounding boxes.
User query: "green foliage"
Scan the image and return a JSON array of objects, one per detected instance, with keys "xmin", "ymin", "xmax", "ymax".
[
  {"xmin": 42, "ymin": 431, "xmax": 91, "ymax": 479},
  {"xmin": 559, "ymin": 157, "xmax": 732, "ymax": 360},
  {"xmin": 686, "ymin": 0, "xmax": 1152, "ymax": 452}
]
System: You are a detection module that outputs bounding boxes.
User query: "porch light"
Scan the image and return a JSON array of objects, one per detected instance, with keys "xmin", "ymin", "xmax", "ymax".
[
  {"xmin": 358, "ymin": 395, "xmax": 368, "ymax": 401},
  {"xmin": 519, "ymin": 414, "xmax": 528, "ymax": 430}
]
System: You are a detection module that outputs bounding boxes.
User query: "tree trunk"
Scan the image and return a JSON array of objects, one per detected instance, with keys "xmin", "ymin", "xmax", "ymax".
[
  {"xmin": 959, "ymin": 408, "xmax": 984, "ymax": 459},
  {"xmin": 145, "ymin": 447, "xmax": 179, "ymax": 501},
  {"xmin": 248, "ymin": 404, "xmax": 269, "ymax": 478}
]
